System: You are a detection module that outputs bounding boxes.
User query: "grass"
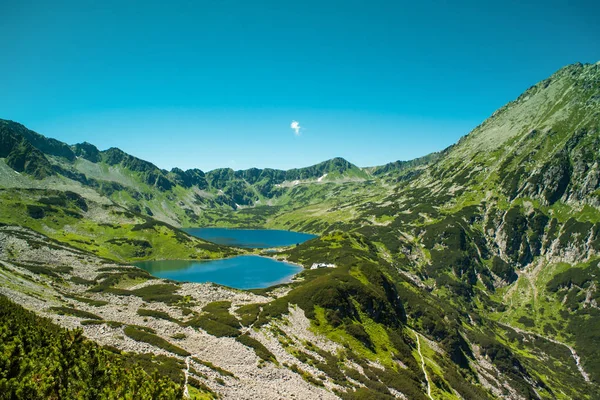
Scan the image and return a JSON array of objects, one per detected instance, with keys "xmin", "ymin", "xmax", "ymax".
[
  {"xmin": 311, "ymin": 307, "xmax": 396, "ymax": 369},
  {"xmin": 114, "ymin": 276, "xmax": 148, "ymax": 289},
  {"xmin": 186, "ymin": 379, "xmax": 218, "ymax": 399}
]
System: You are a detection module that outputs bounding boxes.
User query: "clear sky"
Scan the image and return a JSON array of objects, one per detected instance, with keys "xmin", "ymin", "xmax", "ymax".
[{"xmin": 1, "ymin": 0, "xmax": 599, "ymax": 171}]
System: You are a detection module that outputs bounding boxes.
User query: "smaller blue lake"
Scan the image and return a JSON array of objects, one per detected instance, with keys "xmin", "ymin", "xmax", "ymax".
[
  {"xmin": 183, "ymin": 227, "xmax": 317, "ymax": 248},
  {"xmin": 135, "ymin": 255, "xmax": 302, "ymax": 289}
]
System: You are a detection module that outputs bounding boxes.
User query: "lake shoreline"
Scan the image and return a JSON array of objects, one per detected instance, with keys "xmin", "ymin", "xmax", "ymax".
[
  {"xmin": 182, "ymin": 226, "xmax": 318, "ymax": 236},
  {"xmin": 183, "ymin": 227, "xmax": 317, "ymax": 249},
  {"xmin": 133, "ymin": 228, "xmax": 315, "ymax": 289}
]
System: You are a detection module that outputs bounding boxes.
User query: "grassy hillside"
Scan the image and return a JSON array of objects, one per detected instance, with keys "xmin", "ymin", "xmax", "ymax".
[{"xmin": 0, "ymin": 188, "xmax": 238, "ymax": 262}]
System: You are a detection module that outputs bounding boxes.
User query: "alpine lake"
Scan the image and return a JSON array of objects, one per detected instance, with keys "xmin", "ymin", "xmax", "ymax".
[{"xmin": 135, "ymin": 228, "xmax": 317, "ymax": 290}]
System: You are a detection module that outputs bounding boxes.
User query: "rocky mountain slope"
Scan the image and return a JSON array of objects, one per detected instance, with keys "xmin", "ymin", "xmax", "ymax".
[{"xmin": 1, "ymin": 62, "xmax": 600, "ymax": 399}]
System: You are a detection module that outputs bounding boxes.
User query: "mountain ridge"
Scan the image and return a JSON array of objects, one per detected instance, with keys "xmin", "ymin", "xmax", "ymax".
[
  {"xmin": 0, "ymin": 118, "xmax": 416, "ymax": 226},
  {"xmin": 0, "ymin": 118, "xmax": 439, "ymax": 183}
]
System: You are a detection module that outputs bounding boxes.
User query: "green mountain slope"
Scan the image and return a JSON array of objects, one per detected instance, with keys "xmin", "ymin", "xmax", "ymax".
[
  {"xmin": 268, "ymin": 62, "xmax": 600, "ymax": 392},
  {"xmin": 0, "ymin": 294, "xmax": 183, "ymax": 399},
  {"xmin": 0, "ymin": 188, "xmax": 237, "ymax": 262}
]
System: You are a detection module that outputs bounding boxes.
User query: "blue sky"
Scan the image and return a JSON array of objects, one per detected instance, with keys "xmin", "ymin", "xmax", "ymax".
[{"xmin": 1, "ymin": 0, "xmax": 598, "ymax": 171}]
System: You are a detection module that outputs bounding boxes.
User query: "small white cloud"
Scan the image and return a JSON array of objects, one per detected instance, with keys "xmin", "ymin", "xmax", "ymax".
[{"xmin": 290, "ymin": 120, "xmax": 301, "ymax": 136}]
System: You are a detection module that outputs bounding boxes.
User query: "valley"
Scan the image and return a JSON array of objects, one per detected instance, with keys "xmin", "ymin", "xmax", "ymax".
[{"xmin": 1, "ymin": 62, "xmax": 600, "ymax": 399}]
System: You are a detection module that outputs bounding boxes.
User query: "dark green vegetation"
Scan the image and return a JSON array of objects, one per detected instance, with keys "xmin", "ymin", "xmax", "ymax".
[
  {"xmin": 123, "ymin": 326, "xmax": 190, "ymax": 357},
  {"xmin": 269, "ymin": 233, "xmax": 493, "ymax": 399},
  {"xmin": 542, "ymin": 261, "xmax": 600, "ymax": 379},
  {"xmin": 0, "ymin": 295, "xmax": 183, "ymax": 399},
  {"xmin": 129, "ymin": 284, "xmax": 184, "ymax": 304},
  {"xmin": 138, "ymin": 308, "xmax": 180, "ymax": 323},
  {"xmin": 88, "ymin": 273, "xmax": 186, "ymax": 304},
  {"xmin": 50, "ymin": 306, "xmax": 102, "ymax": 320},
  {"xmin": 61, "ymin": 292, "xmax": 109, "ymax": 307},
  {"xmin": 236, "ymin": 334, "xmax": 277, "ymax": 363},
  {"xmin": 183, "ymin": 301, "xmax": 278, "ymax": 364},
  {"xmin": 0, "ymin": 186, "xmax": 238, "ymax": 262},
  {"xmin": 186, "ymin": 301, "xmax": 241, "ymax": 337},
  {"xmin": 191, "ymin": 358, "xmax": 235, "ymax": 378},
  {"xmin": 1, "ymin": 62, "xmax": 600, "ymax": 399}
]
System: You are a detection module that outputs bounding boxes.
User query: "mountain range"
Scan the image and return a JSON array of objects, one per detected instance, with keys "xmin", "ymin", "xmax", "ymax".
[{"xmin": 1, "ymin": 61, "xmax": 599, "ymax": 399}]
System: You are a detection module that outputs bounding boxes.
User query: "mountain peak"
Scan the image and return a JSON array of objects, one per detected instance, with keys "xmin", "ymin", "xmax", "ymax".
[{"xmin": 72, "ymin": 142, "xmax": 101, "ymax": 163}]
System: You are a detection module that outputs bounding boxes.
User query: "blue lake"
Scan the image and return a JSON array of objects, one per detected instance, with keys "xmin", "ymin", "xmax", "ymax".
[
  {"xmin": 135, "ymin": 255, "xmax": 302, "ymax": 289},
  {"xmin": 183, "ymin": 227, "xmax": 317, "ymax": 248}
]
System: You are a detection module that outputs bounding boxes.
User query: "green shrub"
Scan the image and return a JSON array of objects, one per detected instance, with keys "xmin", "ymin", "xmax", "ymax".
[
  {"xmin": 0, "ymin": 295, "xmax": 183, "ymax": 399},
  {"xmin": 517, "ymin": 316, "xmax": 535, "ymax": 328},
  {"xmin": 186, "ymin": 377, "xmax": 217, "ymax": 398},
  {"xmin": 547, "ymin": 267, "xmax": 593, "ymax": 292},
  {"xmin": 128, "ymin": 324, "xmax": 156, "ymax": 334},
  {"xmin": 171, "ymin": 333, "xmax": 186, "ymax": 340},
  {"xmin": 236, "ymin": 303, "xmax": 263, "ymax": 326},
  {"xmin": 13, "ymin": 261, "xmax": 61, "ymax": 278},
  {"xmin": 137, "ymin": 308, "xmax": 179, "ymax": 323},
  {"xmin": 62, "ymin": 293, "xmax": 108, "ymax": 307},
  {"xmin": 192, "ymin": 357, "xmax": 235, "ymax": 378},
  {"xmin": 88, "ymin": 270, "xmax": 153, "ymax": 293},
  {"xmin": 122, "ymin": 352, "xmax": 186, "ymax": 386},
  {"xmin": 187, "ymin": 301, "xmax": 241, "ymax": 337},
  {"xmin": 70, "ymin": 276, "xmax": 96, "ymax": 285},
  {"xmin": 236, "ymin": 334, "xmax": 276, "ymax": 363},
  {"xmin": 490, "ymin": 256, "xmax": 517, "ymax": 283},
  {"xmin": 50, "ymin": 306, "xmax": 101, "ymax": 320},
  {"xmin": 131, "ymin": 284, "xmax": 183, "ymax": 305},
  {"xmin": 289, "ymin": 364, "xmax": 324, "ymax": 387},
  {"xmin": 123, "ymin": 326, "xmax": 190, "ymax": 357},
  {"xmin": 26, "ymin": 204, "xmax": 45, "ymax": 219},
  {"xmin": 80, "ymin": 320, "xmax": 123, "ymax": 328},
  {"xmin": 188, "ymin": 318, "xmax": 240, "ymax": 337}
]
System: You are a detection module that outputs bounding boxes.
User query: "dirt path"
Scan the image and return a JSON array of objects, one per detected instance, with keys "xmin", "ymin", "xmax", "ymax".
[
  {"xmin": 183, "ymin": 356, "xmax": 191, "ymax": 398},
  {"xmin": 497, "ymin": 321, "xmax": 590, "ymax": 383},
  {"xmin": 416, "ymin": 332, "xmax": 434, "ymax": 400}
]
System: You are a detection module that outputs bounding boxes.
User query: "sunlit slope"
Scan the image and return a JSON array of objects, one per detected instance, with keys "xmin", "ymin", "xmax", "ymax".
[{"xmin": 0, "ymin": 188, "xmax": 237, "ymax": 262}]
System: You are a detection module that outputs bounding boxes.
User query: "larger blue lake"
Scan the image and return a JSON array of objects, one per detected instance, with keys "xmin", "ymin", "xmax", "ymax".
[
  {"xmin": 183, "ymin": 227, "xmax": 316, "ymax": 248},
  {"xmin": 136, "ymin": 228, "xmax": 316, "ymax": 289},
  {"xmin": 135, "ymin": 255, "xmax": 302, "ymax": 289}
]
